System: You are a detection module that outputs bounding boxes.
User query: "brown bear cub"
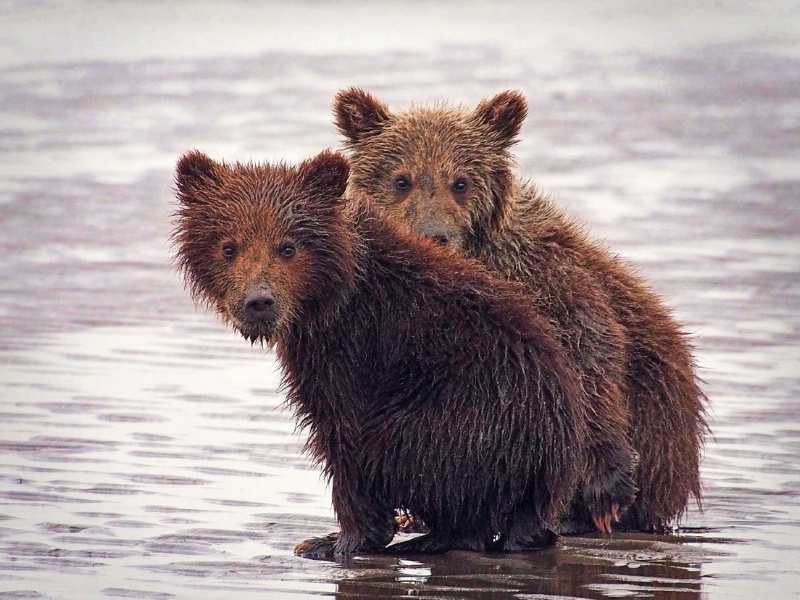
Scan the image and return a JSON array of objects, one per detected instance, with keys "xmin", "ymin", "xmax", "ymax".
[
  {"xmin": 334, "ymin": 88, "xmax": 708, "ymax": 533},
  {"xmin": 172, "ymin": 149, "xmax": 637, "ymax": 557}
]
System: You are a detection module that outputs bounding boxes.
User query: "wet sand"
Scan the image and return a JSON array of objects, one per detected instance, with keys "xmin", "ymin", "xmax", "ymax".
[{"xmin": 1, "ymin": 1, "xmax": 799, "ymax": 598}]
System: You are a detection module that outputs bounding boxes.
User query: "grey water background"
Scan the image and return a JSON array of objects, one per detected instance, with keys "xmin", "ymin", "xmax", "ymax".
[{"xmin": 1, "ymin": 1, "xmax": 799, "ymax": 598}]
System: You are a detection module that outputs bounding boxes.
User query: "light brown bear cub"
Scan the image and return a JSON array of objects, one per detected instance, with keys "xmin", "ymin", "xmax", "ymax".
[{"xmin": 334, "ymin": 88, "xmax": 707, "ymax": 533}]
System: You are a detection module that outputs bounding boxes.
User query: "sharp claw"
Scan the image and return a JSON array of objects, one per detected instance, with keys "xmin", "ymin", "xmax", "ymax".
[
  {"xmin": 611, "ymin": 504, "xmax": 620, "ymax": 522},
  {"xmin": 593, "ymin": 512, "xmax": 616, "ymax": 533}
]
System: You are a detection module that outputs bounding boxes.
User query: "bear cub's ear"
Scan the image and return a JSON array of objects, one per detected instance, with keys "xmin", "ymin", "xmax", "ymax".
[
  {"xmin": 333, "ymin": 87, "xmax": 391, "ymax": 143},
  {"xmin": 473, "ymin": 90, "xmax": 528, "ymax": 147},
  {"xmin": 176, "ymin": 151, "xmax": 220, "ymax": 195},
  {"xmin": 300, "ymin": 150, "xmax": 350, "ymax": 201}
]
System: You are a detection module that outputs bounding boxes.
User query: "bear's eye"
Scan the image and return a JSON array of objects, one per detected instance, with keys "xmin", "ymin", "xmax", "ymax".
[
  {"xmin": 278, "ymin": 242, "xmax": 296, "ymax": 259},
  {"xmin": 394, "ymin": 175, "xmax": 411, "ymax": 192},
  {"xmin": 452, "ymin": 177, "xmax": 469, "ymax": 194},
  {"xmin": 221, "ymin": 241, "xmax": 238, "ymax": 260}
]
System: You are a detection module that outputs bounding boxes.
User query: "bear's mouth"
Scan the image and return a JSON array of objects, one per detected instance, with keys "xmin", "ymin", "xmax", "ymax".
[
  {"xmin": 226, "ymin": 311, "xmax": 278, "ymax": 348},
  {"xmin": 236, "ymin": 322, "xmax": 277, "ymax": 347}
]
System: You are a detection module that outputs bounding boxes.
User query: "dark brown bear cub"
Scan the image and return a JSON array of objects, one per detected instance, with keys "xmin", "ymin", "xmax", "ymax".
[
  {"xmin": 334, "ymin": 88, "xmax": 708, "ymax": 533},
  {"xmin": 172, "ymin": 149, "xmax": 633, "ymax": 557}
]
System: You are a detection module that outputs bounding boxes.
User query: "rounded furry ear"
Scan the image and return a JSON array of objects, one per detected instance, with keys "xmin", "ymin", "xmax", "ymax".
[
  {"xmin": 473, "ymin": 90, "xmax": 528, "ymax": 147},
  {"xmin": 176, "ymin": 151, "xmax": 220, "ymax": 195},
  {"xmin": 300, "ymin": 150, "xmax": 350, "ymax": 200},
  {"xmin": 333, "ymin": 87, "xmax": 391, "ymax": 143}
]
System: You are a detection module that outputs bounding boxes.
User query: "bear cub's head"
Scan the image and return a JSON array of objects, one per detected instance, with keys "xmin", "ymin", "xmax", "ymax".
[
  {"xmin": 334, "ymin": 88, "xmax": 527, "ymax": 251},
  {"xmin": 172, "ymin": 150, "xmax": 355, "ymax": 346}
]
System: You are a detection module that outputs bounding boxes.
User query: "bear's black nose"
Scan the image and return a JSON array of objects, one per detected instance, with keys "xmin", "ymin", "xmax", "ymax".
[{"xmin": 244, "ymin": 289, "xmax": 275, "ymax": 320}]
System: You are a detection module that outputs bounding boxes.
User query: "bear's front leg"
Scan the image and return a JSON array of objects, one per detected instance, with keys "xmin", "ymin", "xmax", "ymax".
[
  {"xmin": 334, "ymin": 480, "xmax": 396, "ymax": 555},
  {"xmin": 294, "ymin": 469, "xmax": 395, "ymax": 558}
]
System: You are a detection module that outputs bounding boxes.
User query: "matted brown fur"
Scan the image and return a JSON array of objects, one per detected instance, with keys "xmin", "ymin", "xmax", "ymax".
[
  {"xmin": 334, "ymin": 88, "xmax": 708, "ymax": 533},
  {"xmin": 171, "ymin": 150, "xmax": 617, "ymax": 556}
]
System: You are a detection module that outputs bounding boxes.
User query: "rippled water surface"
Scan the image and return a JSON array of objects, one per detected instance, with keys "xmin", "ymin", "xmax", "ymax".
[{"xmin": 1, "ymin": 2, "xmax": 799, "ymax": 598}]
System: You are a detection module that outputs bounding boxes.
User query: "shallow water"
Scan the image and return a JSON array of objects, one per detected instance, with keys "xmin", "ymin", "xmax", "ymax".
[{"xmin": 1, "ymin": 1, "xmax": 799, "ymax": 598}]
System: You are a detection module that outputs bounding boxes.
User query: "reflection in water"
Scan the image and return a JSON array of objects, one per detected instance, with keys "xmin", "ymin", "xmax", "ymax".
[
  {"xmin": 2, "ymin": 1, "xmax": 800, "ymax": 598},
  {"xmin": 334, "ymin": 535, "xmax": 707, "ymax": 599}
]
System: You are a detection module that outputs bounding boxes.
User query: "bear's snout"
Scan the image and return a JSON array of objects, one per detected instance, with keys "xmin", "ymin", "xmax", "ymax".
[
  {"xmin": 418, "ymin": 222, "xmax": 452, "ymax": 247},
  {"xmin": 244, "ymin": 286, "xmax": 276, "ymax": 322}
]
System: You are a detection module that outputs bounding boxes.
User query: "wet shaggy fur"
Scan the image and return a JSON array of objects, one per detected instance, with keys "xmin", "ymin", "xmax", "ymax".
[
  {"xmin": 334, "ymin": 88, "xmax": 708, "ymax": 533},
  {"xmin": 172, "ymin": 149, "xmax": 610, "ymax": 557}
]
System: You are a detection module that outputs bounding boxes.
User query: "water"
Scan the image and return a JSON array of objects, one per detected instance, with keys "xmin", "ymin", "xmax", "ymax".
[{"xmin": 1, "ymin": 1, "xmax": 799, "ymax": 598}]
